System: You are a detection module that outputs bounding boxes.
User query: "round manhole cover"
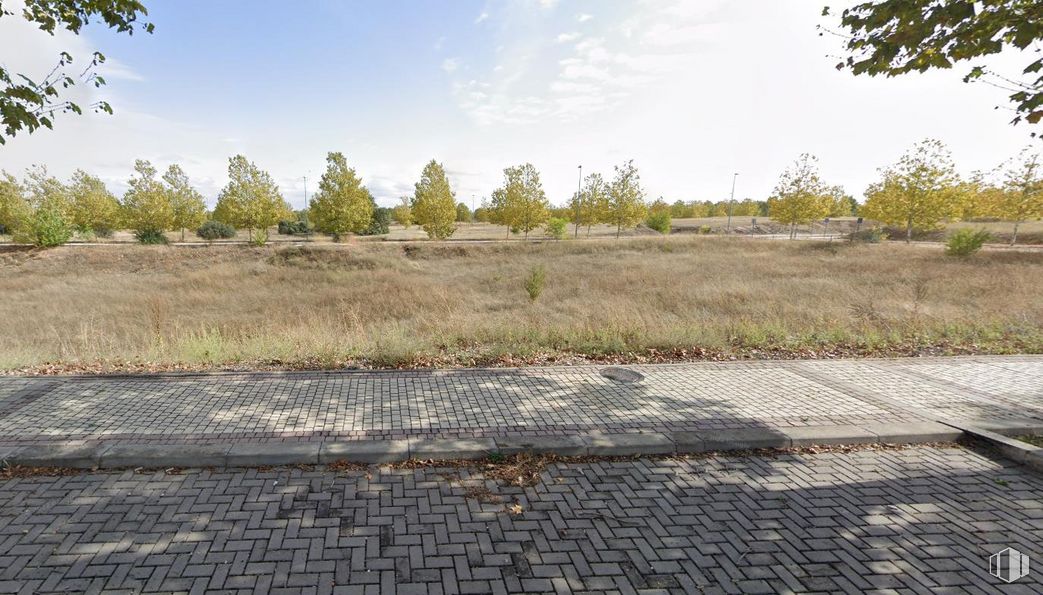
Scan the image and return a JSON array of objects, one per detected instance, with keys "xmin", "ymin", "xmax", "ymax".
[{"xmin": 600, "ymin": 367, "xmax": 644, "ymax": 383}]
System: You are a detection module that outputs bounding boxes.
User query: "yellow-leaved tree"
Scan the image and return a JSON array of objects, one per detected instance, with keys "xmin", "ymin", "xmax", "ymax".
[
  {"xmin": 213, "ymin": 155, "xmax": 291, "ymax": 245},
  {"xmin": 491, "ymin": 163, "xmax": 549, "ymax": 239},
  {"xmin": 308, "ymin": 152, "xmax": 373, "ymax": 241},
  {"xmin": 68, "ymin": 170, "xmax": 122, "ymax": 237},
  {"xmin": 569, "ymin": 172, "xmax": 608, "ymax": 238},
  {"xmin": 412, "ymin": 160, "xmax": 457, "ymax": 239},
  {"xmin": 860, "ymin": 139, "xmax": 960, "ymax": 243},
  {"xmin": 767, "ymin": 154, "xmax": 832, "ymax": 239},
  {"xmin": 163, "ymin": 164, "xmax": 207, "ymax": 242},
  {"xmin": 998, "ymin": 148, "xmax": 1043, "ymax": 246},
  {"xmin": 0, "ymin": 172, "xmax": 30, "ymax": 236},
  {"xmin": 605, "ymin": 160, "xmax": 647, "ymax": 239},
  {"xmin": 122, "ymin": 159, "xmax": 173, "ymax": 243}
]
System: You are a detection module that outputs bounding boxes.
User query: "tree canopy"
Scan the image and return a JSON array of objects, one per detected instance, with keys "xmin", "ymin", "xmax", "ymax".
[
  {"xmin": 122, "ymin": 159, "xmax": 173, "ymax": 235},
  {"xmin": 213, "ymin": 155, "xmax": 290, "ymax": 244},
  {"xmin": 606, "ymin": 160, "xmax": 647, "ymax": 238},
  {"xmin": 491, "ymin": 163, "xmax": 549, "ymax": 239},
  {"xmin": 825, "ymin": 0, "xmax": 1043, "ymax": 133},
  {"xmin": 309, "ymin": 152, "xmax": 373, "ymax": 239},
  {"xmin": 767, "ymin": 154, "xmax": 832, "ymax": 237},
  {"xmin": 412, "ymin": 160, "xmax": 457, "ymax": 239},
  {"xmin": 163, "ymin": 164, "xmax": 207, "ymax": 241},
  {"xmin": 0, "ymin": 0, "xmax": 153, "ymax": 144}
]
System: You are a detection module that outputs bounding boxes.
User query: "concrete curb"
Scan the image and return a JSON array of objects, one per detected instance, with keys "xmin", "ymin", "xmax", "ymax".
[{"xmin": 0, "ymin": 422, "xmax": 987, "ymax": 470}]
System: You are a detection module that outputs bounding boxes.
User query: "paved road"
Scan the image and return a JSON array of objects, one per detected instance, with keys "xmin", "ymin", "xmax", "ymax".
[
  {"xmin": 1, "ymin": 446, "xmax": 1040, "ymax": 593},
  {"xmin": 1, "ymin": 357, "xmax": 1041, "ymax": 449}
]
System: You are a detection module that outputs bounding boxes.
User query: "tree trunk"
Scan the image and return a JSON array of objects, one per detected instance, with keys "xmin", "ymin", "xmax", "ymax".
[
  {"xmin": 905, "ymin": 219, "xmax": 912, "ymax": 244},
  {"xmin": 1011, "ymin": 220, "xmax": 1020, "ymax": 246},
  {"xmin": 586, "ymin": 225, "xmax": 592, "ymax": 237},
  {"xmin": 574, "ymin": 222, "xmax": 579, "ymax": 239},
  {"xmin": 616, "ymin": 223, "xmax": 621, "ymax": 239},
  {"xmin": 180, "ymin": 228, "xmax": 185, "ymax": 242}
]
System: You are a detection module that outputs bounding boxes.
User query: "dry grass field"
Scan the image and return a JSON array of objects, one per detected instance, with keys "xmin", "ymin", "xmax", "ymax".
[{"xmin": 0, "ymin": 237, "xmax": 1040, "ymax": 373}]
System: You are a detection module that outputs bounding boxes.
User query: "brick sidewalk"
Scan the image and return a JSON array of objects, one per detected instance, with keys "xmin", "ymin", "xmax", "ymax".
[
  {"xmin": 1, "ymin": 357, "xmax": 1041, "ymax": 448},
  {"xmin": 0, "ymin": 446, "xmax": 1039, "ymax": 593}
]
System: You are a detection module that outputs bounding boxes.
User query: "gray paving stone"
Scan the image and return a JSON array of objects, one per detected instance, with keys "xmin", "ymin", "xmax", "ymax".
[
  {"xmin": 225, "ymin": 442, "xmax": 320, "ymax": 466},
  {"xmin": 957, "ymin": 426, "xmax": 1042, "ymax": 464},
  {"xmin": 8, "ymin": 443, "xmax": 102, "ymax": 468},
  {"xmin": 320, "ymin": 440, "xmax": 409, "ymax": 464},
  {"xmin": 99, "ymin": 443, "xmax": 230, "ymax": 468},
  {"xmin": 0, "ymin": 445, "xmax": 23, "ymax": 464},
  {"xmin": 409, "ymin": 438, "xmax": 496, "ymax": 461},
  {"xmin": 861, "ymin": 421, "xmax": 964, "ymax": 444},
  {"xmin": 584, "ymin": 432, "xmax": 674, "ymax": 456},
  {"xmin": 781, "ymin": 425, "xmax": 878, "ymax": 446},
  {"xmin": 493, "ymin": 435, "xmax": 588, "ymax": 456},
  {"xmin": 672, "ymin": 431, "xmax": 706, "ymax": 453},
  {"xmin": 696, "ymin": 428, "xmax": 791, "ymax": 451}
]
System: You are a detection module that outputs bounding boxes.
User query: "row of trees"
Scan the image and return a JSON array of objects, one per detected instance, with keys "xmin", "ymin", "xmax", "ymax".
[{"xmin": 766, "ymin": 140, "xmax": 1043, "ymax": 244}]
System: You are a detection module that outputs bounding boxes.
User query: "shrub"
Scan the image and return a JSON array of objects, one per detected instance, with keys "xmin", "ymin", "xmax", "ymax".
[
  {"xmin": 361, "ymin": 207, "xmax": 391, "ymax": 236},
  {"xmin": 945, "ymin": 228, "xmax": 990, "ymax": 257},
  {"xmin": 524, "ymin": 265, "xmax": 546, "ymax": 302},
  {"xmin": 646, "ymin": 211, "xmax": 671, "ymax": 234},
  {"xmin": 698, "ymin": 225, "xmax": 712, "ymax": 234},
  {"xmin": 14, "ymin": 208, "xmax": 73, "ymax": 247},
  {"xmin": 197, "ymin": 220, "xmax": 236, "ymax": 241},
  {"xmin": 134, "ymin": 229, "xmax": 168, "ymax": 245},
  {"xmin": 849, "ymin": 227, "xmax": 887, "ymax": 243},
  {"xmin": 278, "ymin": 219, "xmax": 309, "ymax": 235},
  {"xmin": 545, "ymin": 217, "xmax": 567, "ymax": 240}
]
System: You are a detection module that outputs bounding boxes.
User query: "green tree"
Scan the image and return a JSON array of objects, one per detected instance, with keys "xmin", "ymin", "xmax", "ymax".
[
  {"xmin": 412, "ymin": 160, "xmax": 457, "ymax": 240},
  {"xmin": 214, "ymin": 155, "xmax": 290, "ymax": 245},
  {"xmin": 23, "ymin": 165, "xmax": 71, "ymax": 215},
  {"xmin": 0, "ymin": 1, "xmax": 154, "ymax": 144},
  {"xmin": 162, "ymin": 164, "xmax": 207, "ymax": 242},
  {"xmin": 0, "ymin": 172, "xmax": 30, "ymax": 236},
  {"xmin": 455, "ymin": 202, "xmax": 472, "ymax": 222},
  {"xmin": 67, "ymin": 170, "xmax": 121, "ymax": 236},
  {"xmin": 824, "ymin": 0, "xmax": 1043, "ymax": 133},
  {"xmin": 491, "ymin": 163, "xmax": 549, "ymax": 239},
  {"xmin": 308, "ymin": 152, "xmax": 373, "ymax": 240},
  {"xmin": 122, "ymin": 159, "xmax": 173, "ymax": 241},
  {"xmin": 569, "ymin": 172, "xmax": 608, "ymax": 237},
  {"xmin": 860, "ymin": 139, "xmax": 961, "ymax": 242},
  {"xmin": 768, "ymin": 154, "xmax": 832, "ymax": 239},
  {"xmin": 998, "ymin": 147, "xmax": 1043, "ymax": 245},
  {"xmin": 606, "ymin": 160, "xmax": 647, "ymax": 239}
]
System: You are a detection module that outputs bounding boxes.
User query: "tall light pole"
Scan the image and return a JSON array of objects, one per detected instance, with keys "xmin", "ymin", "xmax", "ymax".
[
  {"xmin": 302, "ymin": 176, "xmax": 308, "ymax": 211},
  {"xmin": 726, "ymin": 172, "xmax": 738, "ymax": 231},
  {"xmin": 574, "ymin": 165, "xmax": 582, "ymax": 239}
]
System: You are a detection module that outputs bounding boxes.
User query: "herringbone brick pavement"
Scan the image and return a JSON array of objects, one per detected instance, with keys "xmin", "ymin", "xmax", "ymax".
[{"xmin": 1, "ymin": 446, "xmax": 1040, "ymax": 593}]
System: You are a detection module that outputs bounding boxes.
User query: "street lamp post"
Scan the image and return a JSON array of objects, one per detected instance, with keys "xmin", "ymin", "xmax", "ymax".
[
  {"xmin": 574, "ymin": 165, "xmax": 582, "ymax": 239},
  {"xmin": 726, "ymin": 172, "xmax": 738, "ymax": 231}
]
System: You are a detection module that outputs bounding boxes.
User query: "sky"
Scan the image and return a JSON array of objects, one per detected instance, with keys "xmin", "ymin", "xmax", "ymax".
[{"xmin": 0, "ymin": 0, "xmax": 1037, "ymax": 209}]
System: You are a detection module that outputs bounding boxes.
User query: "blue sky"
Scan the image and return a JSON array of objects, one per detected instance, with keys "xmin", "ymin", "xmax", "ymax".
[{"xmin": 1, "ymin": 0, "xmax": 1035, "ymax": 209}]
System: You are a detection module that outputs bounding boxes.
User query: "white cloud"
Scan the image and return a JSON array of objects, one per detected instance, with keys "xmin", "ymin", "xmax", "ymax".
[
  {"xmin": 556, "ymin": 32, "xmax": 581, "ymax": 43},
  {"xmin": 441, "ymin": 58, "xmax": 460, "ymax": 73},
  {"xmin": 538, "ymin": 0, "xmax": 559, "ymax": 9},
  {"xmin": 474, "ymin": 11, "xmax": 489, "ymax": 24},
  {"xmin": 577, "ymin": 13, "xmax": 593, "ymax": 23}
]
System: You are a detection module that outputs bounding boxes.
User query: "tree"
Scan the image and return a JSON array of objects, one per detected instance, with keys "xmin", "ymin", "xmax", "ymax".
[
  {"xmin": 412, "ymin": 160, "xmax": 457, "ymax": 240},
  {"xmin": 455, "ymin": 202, "xmax": 472, "ymax": 222},
  {"xmin": 0, "ymin": 0, "xmax": 153, "ymax": 144},
  {"xmin": 606, "ymin": 160, "xmax": 647, "ymax": 239},
  {"xmin": 491, "ymin": 163, "xmax": 549, "ymax": 239},
  {"xmin": 860, "ymin": 139, "xmax": 961, "ymax": 242},
  {"xmin": 214, "ymin": 155, "xmax": 290, "ymax": 245},
  {"xmin": 0, "ymin": 172, "xmax": 30, "ymax": 235},
  {"xmin": 824, "ymin": 1, "xmax": 1043, "ymax": 134},
  {"xmin": 824, "ymin": 185, "xmax": 857, "ymax": 217},
  {"xmin": 66, "ymin": 170, "xmax": 121, "ymax": 236},
  {"xmin": 767, "ymin": 154, "xmax": 832, "ymax": 239},
  {"xmin": 308, "ymin": 152, "xmax": 373, "ymax": 240},
  {"xmin": 163, "ymin": 165, "xmax": 207, "ymax": 242},
  {"xmin": 392, "ymin": 196, "xmax": 412, "ymax": 227},
  {"xmin": 122, "ymin": 159, "xmax": 172, "ymax": 241},
  {"xmin": 998, "ymin": 147, "xmax": 1043, "ymax": 245},
  {"xmin": 569, "ymin": 172, "xmax": 608, "ymax": 237},
  {"xmin": 23, "ymin": 165, "xmax": 71, "ymax": 215}
]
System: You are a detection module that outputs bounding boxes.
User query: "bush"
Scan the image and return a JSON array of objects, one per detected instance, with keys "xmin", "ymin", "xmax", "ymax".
[
  {"xmin": 15, "ymin": 208, "xmax": 73, "ymax": 247},
  {"xmin": 278, "ymin": 219, "xmax": 309, "ymax": 235},
  {"xmin": 545, "ymin": 217, "xmax": 567, "ymax": 240},
  {"xmin": 197, "ymin": 220, "xmax": 236, "ymax": 241},
  {"xmin": 361, "ymin": 207, "xmax": 391, "ymax": 236},
  {"xmin": 698, "ymin": 225, "xmax": 712, "ymax": 234},
  {"xmin": 646, "ymin": 211, "xmax": 671, "ymax": 234},
  {"xmin": 946, "ymin": 228, "xmax": 990, "ymax": 257},
  {"xmin": 524, "ymin": 265, "xmax": 546, "ymax": 302},
  {"xmin": 849, "ymin": 227, "xmax": 887, "ymax": 243},
  {"xmin": 134, "ymin": 229, "xmax": 168, "ymax": 245}
]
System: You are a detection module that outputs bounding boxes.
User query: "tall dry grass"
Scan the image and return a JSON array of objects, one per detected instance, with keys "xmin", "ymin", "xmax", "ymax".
[{"xmin": 0, "ymin": 237, "xmax": 1040, "ymax": 372}]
